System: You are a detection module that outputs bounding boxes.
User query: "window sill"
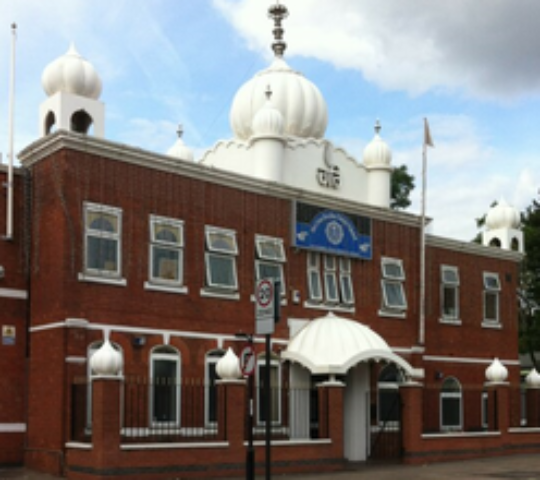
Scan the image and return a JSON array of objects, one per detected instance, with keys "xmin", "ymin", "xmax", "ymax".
[
  {"xmin": 482, "ymin": 321, "xmax": 502, "ymax": 330},
  {"xmin": 378, "ymin": 309, "xmax": 406, "ymax": 319},
  {"xmin": 304, "ymin": 301, "xmax": 355, "ymax": 314},
  {"xmin": 439, "ymin": 318, "xmax": 462, "ymax": 326},
  {"xmin": 78, "ymin": 273, "xmax": 127, "ymax": 287},
  {"xmin": 144, "ymin": 282, "xmax": 188, "ymax": 295},
  {"xmin": 200, "ymin": 288, "xmax": 240, "ymax": 301}
]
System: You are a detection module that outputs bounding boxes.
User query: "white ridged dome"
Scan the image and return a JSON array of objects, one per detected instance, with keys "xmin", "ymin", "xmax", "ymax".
[
  {"xmin": 526, "ymin": 369, "xmax": 540, "ymax": 388},
  {"xmin": 167, "ymin": 125, "xmax": 194, "ymax": 161},
  {"xmin": 485, "ymin": 198, "xmax": 520, "ymax": 230},
  {"xmin": 363, "ymin": 121, "xmax": 392, "ymax": 167},
  {"xmin": 42, "ymin": 43, "xmax": 102, "ymax": 99},
  {"xmin": 282, "ymin": 312, "xmax": 414, "ymax": 376},
  {"xmin": 252, "ymin": 88, "xmax": 284, "ymax": 137},
  {"xmin": 90, "ymin": 339, "xmax": 123, "ymax": 376},
  {"xmin": 485, "ymin": 357, "xmax": 508, "ymax": 383},
  {"xmin": 230, "ymin": 57, "xmax": 327, "ymax": 140},
  {"xmin": 216, "ymin": 347, "xmax": 242, "ymax": 380}
]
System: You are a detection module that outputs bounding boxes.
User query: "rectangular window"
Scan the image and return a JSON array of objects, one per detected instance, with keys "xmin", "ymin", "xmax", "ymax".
[
  {"xmin": 150, "ymin": 351, "xmax": 180, "ymax": 426},
  {"xmin": 307, "ymin": 252, "xmax": 323, "ymax": 302},
  {"xmin": 84, "ymin": 202, "xmax": 122, "ymax": 277},
  {"xmin": 205, "ymin": 226, "xmax": 238, "ymax": 291},
  {"xmin": 441, "ymin": 265, "xmax": 459, "ymax": 321},
  {"xmin": 149, "ymin": 216, "xmax": 184, "ymax": 286},
  {"xmin": 483, "ymin": 272, "xmax": 501, "ymax": 323},
  {"xmin": 307, "ymin": 253, "xmax": 354, "ymax": 306},
  {"xmin": 255, "ymin": 235, "xmax": 286, "ymax": 295},
  {"xmin": 381, "ymin": 257, "xmax": 407, "ymax": 312},
  {"xmin": 257, "ymin": 357, "xmax": 281, "ymax": 425}
]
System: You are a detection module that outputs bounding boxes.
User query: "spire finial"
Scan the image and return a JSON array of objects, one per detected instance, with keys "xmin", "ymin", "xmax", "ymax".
[
  {"xmin": 374, "ymin": 119, "xmax": 382, "ymax": 135},
  {"xmin": 176, "ymin": 124, "xmax": 184, "ymax": 138},
  {"xmin": 268, "ymin": 1, "xmax": 289, "ymax": 57},
  {"xmin": 265, "ymin": 85, "xmax": 273, "ymax": 101}
]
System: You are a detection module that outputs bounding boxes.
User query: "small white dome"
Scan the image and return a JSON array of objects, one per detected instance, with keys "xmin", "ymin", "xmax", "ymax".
[
  {"xmin": 485, "ymin": 198, "xmax": 520, "ymax": 230},
  {"xmin": 216, "ymin": 347, "xmax": 242, "ymax": 380},
  {"xmin": 363, "ymin": 121, "xmax": 392, "ymax": 167},
  {"xmin": 526, "ymin": 369, "xmax": 540, "ymax": 388},
  {"xmin": 485, "ymin": 357, "xmax": 508, "ymax": 383},
  {"xmin": 230, "ymin": 57, "xmax": 327, "ymax": 140},
  {"xmin": 251, "ymin": 87, "xmax": 284, "ymax": 137},
  {"xmin": 90, "ymin": 339, "xmax": 123, "ymax": 376},
  {"xmin": 167, "ymin": 125, "xmax": 194, "ymax": 161},
  {"xmin": 42, "ymin": 43, "xmax": 102, "ymax": 99}
]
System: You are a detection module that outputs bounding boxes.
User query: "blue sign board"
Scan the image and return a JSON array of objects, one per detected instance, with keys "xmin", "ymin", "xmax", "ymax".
[{"xmin": 293, "ymin": 202, "xmax": 372, "ymax": 259}]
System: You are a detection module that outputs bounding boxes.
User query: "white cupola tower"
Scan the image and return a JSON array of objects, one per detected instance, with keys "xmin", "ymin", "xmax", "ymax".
[
  {"xmin": 363, "ymin": 120, "xmax": 393, "ymax": 208},
  {"xmin": 39, "ymin": 44, "xmax": 104, "ymax": 138},
  {"xmin": 167, "ymin": 125, "xmax": 194, "ymax": 162},
  {"xmin": 482, "ymin": 198, "xmax": 523, "ymax": 253}
]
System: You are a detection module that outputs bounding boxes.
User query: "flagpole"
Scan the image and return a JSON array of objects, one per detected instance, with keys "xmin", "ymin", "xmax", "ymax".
[
  {"xmin": 419, "ymin": 118, "xmax": 432, "ymax": 346},
  {"xmin": 4, "ymin": 23, "xmax": 17, "ymax": 241}
]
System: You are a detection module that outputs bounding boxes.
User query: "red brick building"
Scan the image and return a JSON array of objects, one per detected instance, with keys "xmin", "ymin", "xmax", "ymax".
[{"xmin": 0, "ymin": 4, "xmax": 536, "ymax": 479}]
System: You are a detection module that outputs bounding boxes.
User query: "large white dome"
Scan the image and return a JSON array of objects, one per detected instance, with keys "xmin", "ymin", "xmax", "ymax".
[
  {"xmin": 485, "ymin": 198, "xmax": 520, "ymax": 230},
  {"xmin": 42, "ymin": 44, "xmax": 102, "ymax": 99},
  {"xmin": 230, "ymin": 57, "xmax": 328, "ymax": 141}
]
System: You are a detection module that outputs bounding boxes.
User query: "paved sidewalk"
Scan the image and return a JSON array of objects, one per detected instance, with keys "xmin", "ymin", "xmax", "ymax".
[{"xmin": 2, "ymin": 454, "xmax": 540, "ymax": 479}]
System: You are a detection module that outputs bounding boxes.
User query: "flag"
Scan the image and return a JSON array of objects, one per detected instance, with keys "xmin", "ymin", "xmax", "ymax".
[{"xmin": 424, "ymin": 118, "xmax": 434, "ymax": 148}]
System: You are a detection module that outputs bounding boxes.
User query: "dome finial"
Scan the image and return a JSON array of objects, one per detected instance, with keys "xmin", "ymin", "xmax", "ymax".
[
  {"xmin": 176, "ymin": 124, "xmax": 184, "ymax": 138},
  {"xmin": 374, "ymin": 119, "xmax": 382, "ymax": 135},
  {"xmin": 265, "ymin": 85, "xmax": 273, "ymax": 101},
  {"xmin": 268, "ymin": 1, "xmax": 289, "ymax": 58}
]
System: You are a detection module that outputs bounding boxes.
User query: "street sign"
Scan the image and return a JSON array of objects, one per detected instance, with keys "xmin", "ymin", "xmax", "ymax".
[
  {"xmin": 255, "ymin": 278, "xmax": 275, "ymax": 335},
  {"xmin": 240, "ymin": 345, "xmax": 256, "ymax": 376}
]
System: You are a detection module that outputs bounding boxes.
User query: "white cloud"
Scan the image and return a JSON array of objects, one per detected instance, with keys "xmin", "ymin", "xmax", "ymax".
[{"xmin": 214, "ymin": 0, "xmax": 540, "ymax": 101}]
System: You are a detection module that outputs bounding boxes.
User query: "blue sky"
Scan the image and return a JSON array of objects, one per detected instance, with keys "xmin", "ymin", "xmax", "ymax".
[{"xmin": 1, "ymin": 0, "xmax": 539, "ymax": 241}]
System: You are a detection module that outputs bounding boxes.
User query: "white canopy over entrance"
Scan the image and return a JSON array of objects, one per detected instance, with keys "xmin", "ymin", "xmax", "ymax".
[{"xmin": 282, "ymin": 312, "xmax": 414, "ymax": 377}]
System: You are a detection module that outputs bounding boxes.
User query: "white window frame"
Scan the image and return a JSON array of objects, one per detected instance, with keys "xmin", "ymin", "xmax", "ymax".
[
  {"xmin": 307, "ymin": 252, "xmax": 323, "ymax": 302},
  {"xmin": 148, "ymin": 215, "xmax": 184, "ymax": 287},
  {"xmin": 150, "ymin": 346, "xmax": 181, "ymax": 427},
  {"xmin": 307, "ymin": 253, "xmax": 354, "ymax": 308},
  {"xmin": 380, "ymin": 257, "xmax": 407, "ymax": 313},
  {"xmin": 204, "ymin": 350, "xmax": 224, "ymax": 427},
  {"xmin": 204, "ymin": 226, "xmax": 239, "ymax": 292},
  {"xmin": 256, "ymin": 355, "xmax": 282, "ymax": 426},
  {"xmin": 441, "ymin": 265, "xmax": 460, "ymax": 322},
  {"xmin": 339, "ymin": 257, "xmax": 354, "ymax": 305},
  {"xmin": 83, "ymin": 202, "xmax": 122, "ymax": 278},
  {"xmin": 255, "ymin": 235, "xmax": 286, "ymax": 295},
  {"xmin": 483, "ymin": 272, "xmax": 501, "ymax": 324},
  {"xmin": 323, "ymin": 255, "xmax": 339, "ymax": 304},
  {"xmin": 440, "ymin": 377, "xmax": 462, "ymax": 431}
]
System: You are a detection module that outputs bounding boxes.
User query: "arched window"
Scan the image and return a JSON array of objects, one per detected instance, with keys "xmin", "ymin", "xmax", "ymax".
[
  {"xmin": 86, "ymin": 340, "xmax": 123, "ymax": 429},
  {"xmin": 150, "ymin": 346, "xmax": 181, "ymax": 426},
  {"xmin": 205, "ymin": 350, "xmax": 224, "ymax": 427},
  {"xmin": 44, "ymin": 111, "xmax": 56, "ymax": 135},
  {"xmin": 256, "ymin": 353, "xmax": 281, "ymax": 425},
  {"xmin": 71, "ymin": 109, "xmax": 93, "ymax": 134},
  {"xmin": 440, "ymin": 377, "xmax": 462, "ymax": 430},
  {"xmin": 378, "ymin": 364, "xmax": 403, "ymax": 425}
]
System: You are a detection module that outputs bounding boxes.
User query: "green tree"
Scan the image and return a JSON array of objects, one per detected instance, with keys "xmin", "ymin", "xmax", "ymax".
[
  {"xmin": 519, "ymin": 194, "xmax": 540, "ymax": 369},
  {"xmin": 390, "ymin": 165, "xmax": 415, "ymax": 210}
]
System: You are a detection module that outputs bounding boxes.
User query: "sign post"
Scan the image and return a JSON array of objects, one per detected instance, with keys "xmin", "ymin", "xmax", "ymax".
[
  {"xmin": 254, "ymin": 279, "xmax": 280, "ymax": 480},
  {"xmin": 238, "ymin": 340, "xmax": 255, "ymax": 480}
]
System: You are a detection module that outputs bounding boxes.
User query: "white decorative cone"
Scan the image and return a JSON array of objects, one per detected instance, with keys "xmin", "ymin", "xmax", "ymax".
[
  {"xmin": 485, "ymin": 357, "xmax": 508, "ymax": 383},
  {"xmin": 90, "ymin": 339, "xmax": 123, "ymax": 376},
  {"xmin": 526, "ymin": 368, "xmax": 540, "ymax": 388},
  {"xmin": 216, "ymin": 347, "xmax": 242, "ymax": 380}
]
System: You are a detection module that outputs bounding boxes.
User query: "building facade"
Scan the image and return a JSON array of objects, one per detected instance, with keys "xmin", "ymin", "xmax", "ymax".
[{"xmin": 0, "ymin": 4, "xmax": 535, "ymax": 479}]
